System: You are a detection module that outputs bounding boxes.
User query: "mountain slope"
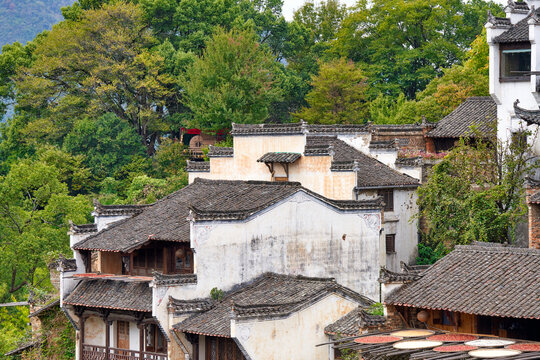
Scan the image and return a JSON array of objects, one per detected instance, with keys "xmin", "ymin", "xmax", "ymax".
[{"xmin": 0, "ymin": 0, "xmax": 75, "ymax": 47}]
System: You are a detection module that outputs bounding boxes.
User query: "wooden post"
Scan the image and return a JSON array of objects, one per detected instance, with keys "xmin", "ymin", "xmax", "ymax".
[
  {"xmin": 80, "ymin": 316, "xmax": 85, "ymax": 360},
  {"xmin": 105, "ymin": 318, "xmax": 111, "ymax": 360},
  {"xmin": 137, "ymin": 315, "xmax": 145, "ymax": 359}
]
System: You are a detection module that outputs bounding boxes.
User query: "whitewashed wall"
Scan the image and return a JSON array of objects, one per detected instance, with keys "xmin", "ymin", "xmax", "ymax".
[
  {"xmin": 153, "ymin": 191, "xmax": 382, "ymax": 339},
  {"xmin": 231, "ymin": 294, "xmax": 358, "ymax": 360}
]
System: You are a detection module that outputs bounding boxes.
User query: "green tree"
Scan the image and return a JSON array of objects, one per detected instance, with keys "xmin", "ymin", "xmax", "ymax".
[
  {"xmin": 63, "ymin": 113, "xmax": 147, "ymax": 179},
  {"xmin": 139, "ymin": 0, "xmax": 289, "ymax": 57},
  {"xmin": 370, "ymin": 30, "xmax": 490, "ymax": 124},
  {"xmin": 16, "ymin": 2, "xmax": 176, "ymax": 154},
  {"xmin": 294, "ymin": 58, "xmax": 368, "ymax": 124},
  {"xmin": 332, "ymin": 0, "xmax": 502, "ymax": 99},
  {"xmin": 183, "ymin": 28, "xmax": 283, "ymax": 131},
  {"xmin": 0, "ymin": 159, "xmax": 90, "ymax": 298},
  {"xmin": 417, "ymin": 132, "xmax": 537, "ymax": 252}
]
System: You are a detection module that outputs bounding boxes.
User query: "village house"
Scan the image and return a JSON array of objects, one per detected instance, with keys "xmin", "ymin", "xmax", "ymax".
[
  {"xmin": 187, "ymin": 123, "xmax": 421, "ymax": 272},
  {"xmin": 485, "ymin": 0, "xmax": 540, "ymax": 152},
  {"xmin": 324, "ymin": 242, "xmax": 540, "ymax": 359},
  {"xmin": 380, "ymin": 243, "xmax": 540, "ymax": 341},
  {"xmin": 60, "ymin": 178, "xmax": 386, "ymax": 360}
]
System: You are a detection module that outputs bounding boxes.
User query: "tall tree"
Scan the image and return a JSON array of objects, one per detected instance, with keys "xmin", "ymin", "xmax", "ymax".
[
  {"xmin": 16, "ymin": 2, "xmax": 176, "ymax": 154},
  {"xmin": 294, "ymin": 58, "xmax": 368, "ymax": 124},
  {"xmin": 417, "ymin": 132, "xmax": 537, "ymax": 252},
  {"xmin": 183, "ymin": 28, "xmax": 283, "ymax": 131},
  {"xmin": 332, "ymin": 0, "xmax": 502, "ymax": 99},
  {"xmin": 0, "ymin": 159, "xmax": 90, "ymax": 297}
]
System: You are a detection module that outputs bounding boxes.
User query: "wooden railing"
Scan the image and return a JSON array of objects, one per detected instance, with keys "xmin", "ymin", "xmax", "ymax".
[{"xmin": 82, "ymin": 344, "xmax": 167, "ymax": 360}]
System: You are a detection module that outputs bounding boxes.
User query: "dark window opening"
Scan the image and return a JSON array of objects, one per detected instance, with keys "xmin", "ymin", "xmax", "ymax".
[
  {"xmin": 171, "ymin": 245, "xmax": 194, "ymax": 274},
  {"xmin": 132, "ymin": 248, "xmax": 165, "ymax": 275},
  {"xmin": 385, "ymin": 234, "xmax": 396, "ymax": 254},
  {"xmin": 379, "ymin": 189, "xmax": 394, "ymax": 212},
  {"xmin": 500, "ymin": 44, "xmax": 531, "ymax": 81},
  {"xmin": 145, "ymin": 323, "xmax": 166, "ymax": 354}
]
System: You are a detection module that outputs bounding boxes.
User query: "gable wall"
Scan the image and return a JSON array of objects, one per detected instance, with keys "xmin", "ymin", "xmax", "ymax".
[{"xmin": 231, "ymin": 293, "xmax": 358, "ymax": 360}]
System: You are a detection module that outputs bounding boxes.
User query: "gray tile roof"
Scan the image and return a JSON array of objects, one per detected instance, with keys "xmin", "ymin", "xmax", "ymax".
[
  {"xmin": 69, "ymin": 222, "xmax": 97, "ymax": 235},
  {"xmin": 5, "ymin": 341, "xmax": 41, "ymax": 356},
  {"xmin": 324, "ymin": 307, "xmax": 386, "ymax": 337},
  {"xmin": 507, "ymin": 1, "xmax": 530, "ymax": 13},
  {"xmin": 93, "ymin": 199, "xmax": 149, "ymax": 217},
  {"xmin": 514, "ymin": 99, "xmax": 540, "ymax": 125},
  {"xmin": 231, "ymin": 122, "xmax": 368, "ymax": 136},
  {"xmin": 74, "ymin": 179, "xmax": 382, "ymax": 252},
  {"xmin": 427, "ymin": 97, "xmax": 496, "ymax": 138},
  {"xmin": 63, "ymin": 279, "xmax": 152, "ymax": 312},
  {"xmin": 378, "ymin": 267, "xmax": 423, "ymax": 284},
  {"xmin": 28, "ymin": 299, "xmax": 60, "ymax": 318},
  {"xmin": 49, "ymin": 255, "xmax": 77, "ymax": 272},
  {"xmin": 257, "ymin": 152, "xmax": 301, "ymax": 163},
  {"xmin": 153, "ymin": 273, "xmax": 197, "ymax": 286},
  {"xmin": 208, "ymin": 146, "xmax": 233, "ymax": 157},
  {"xmin": 186, "ymin": 161, "xmax": 210, "ymax": 172},
  {"xmin": 385, "ymin": 244, "xmax": 540, "ymax": 319},
  {"xmin": 231, "ymin": 122, "xmax": 305, "ymax": 136},
  {"xmin": 305, "ymin": 136, "xmax": 419, "ymax": 189},
  {"xmin": 172, "ymin": 273, "xmax": 373, "ymax": 337},
  {"xmin": 529, "ymin": 190, "xmax": 540, "ymax": 203},
  {"xmin": 493, "ymin": 9, "xmax": 536, "ymax": 43}
]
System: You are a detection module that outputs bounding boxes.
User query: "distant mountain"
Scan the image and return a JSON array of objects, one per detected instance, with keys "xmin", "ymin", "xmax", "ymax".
[{"xmin": 0, "ymin": 0, "xmax": 75, "ymax": 48}]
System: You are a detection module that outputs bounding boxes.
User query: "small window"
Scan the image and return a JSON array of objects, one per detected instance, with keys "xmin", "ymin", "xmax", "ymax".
[
  {"xmin": 274, "ymin": 176, "xmax": 288, "ymax": 182},
  {"xmin": 379, "ymin": 189, "xmax": 394, "ymax": 212},
  {"xmin": 500, "ymin": 44, "xmax": 531, "ymax": 80},
  {"xmin": 145, "ymin": 324, "xmax": 166, "ymax": 354},
  {"xmin": 386, "ymin": 234, "xmax": 396, "ymax": 254}
]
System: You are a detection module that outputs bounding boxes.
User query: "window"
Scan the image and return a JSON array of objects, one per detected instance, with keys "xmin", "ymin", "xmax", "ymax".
[
  {"xmin": 379, "ymin": 189, "xmax": 394, "ymax": 212},
  {"xmin": 274, "ymin": 176, "xmax": 288, "ymax": 182},
  {"xmin": 386, "ymin": 234, "xmax": 396, "ymax": 254},
  {"xmin": 500, "ymin": 43, "xmax": 531, "ymax": 80},
  {"xmin": 172, "ymin": 245, "xmax": 194, "ymax": 274},
  {"xmin": 132, "ymin": 248, "xmax": 165, "ymax": 275},
  {"xmin": 145, "ymin": 324, "xmax": 166, "ymax": 354}
]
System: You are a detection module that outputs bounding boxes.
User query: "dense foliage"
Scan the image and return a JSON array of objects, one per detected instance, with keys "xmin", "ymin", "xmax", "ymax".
[
  {"xmin": 417, "ymin": 133, "xmax": 538, "ymax": 256},
  {"xmin": 0, "ymin": 0, "xmax": 505, "ymax": 357}
]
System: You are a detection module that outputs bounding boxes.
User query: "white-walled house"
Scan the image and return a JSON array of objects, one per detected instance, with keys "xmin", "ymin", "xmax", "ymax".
[
  {"xmin": 187, "ymin": 123, "xmax": 420, "ymax": 272},
  {"xmin": 60, "ymin": 178, "xmax": 383, "ymax": 360},
  {"xmin": 486, "ymin": 0, "xmax": 540, "ymax": 152}
]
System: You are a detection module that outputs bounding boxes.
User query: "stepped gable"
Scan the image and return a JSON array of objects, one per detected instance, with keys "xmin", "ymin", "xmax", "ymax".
[
  {"xmin": 385, "ymin": 244, "xmax": 540, "ymax": 319},
  {"xmin": 324, "ymin": 307, "xmax": 386, "ymax": 337},
  {"xmin": 92, "ymin": 199, "xmax": 150, "ymax": 217},
  {"xmin": 231, "ymin": 122, "xmax": 305, "ymax": 136},
  {"xmin": 172, "ymin": 273, "xmax": 373, "ymax": 338},
  {"xmin": 230, "ymin": 122, "xmax": 369, "ymax": 136},
  {"xmin": 493, "ymin": 8, "xmax": 538, "ymax": 43},
  {"xmin": 69, "ymin": 222, "xmax": 97, "ymax": 235},
  {"xmin": 186, "ymin": 160, "xmax": 210, "ymax": 172},
  {"xmin": 427, "ymin": 97, "xmax": 496, "ymax": 138},
  {"xmin": 514, "ymin": 99, "xmax": 540, "ymax": 125},
  {"xmin": 305, "ymin": 136, "xmax": 419, "ymax": 189},
  {"xmin": 73, "ymin": 179, "xmax": 381, "ymax": 252},
  {"xmin": 63, "ymin": 279, "xmax": 152, "ymax": 312},
  {"xmin": 207, "ymin": 145, "xmax": 233, "ymax": 157},
  {"xmin": 152, "ymin": 273, "xmax": 197, "ymax": 286}
]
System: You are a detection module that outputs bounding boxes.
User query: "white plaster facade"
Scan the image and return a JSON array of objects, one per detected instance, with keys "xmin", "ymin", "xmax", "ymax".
[
  {"xmin": 486, "ymin": 1, "xmax": 540, "ymax": 154},
  {"xmin": 188, "ymin": 128, "xmax": 419, "ymax": 273}
]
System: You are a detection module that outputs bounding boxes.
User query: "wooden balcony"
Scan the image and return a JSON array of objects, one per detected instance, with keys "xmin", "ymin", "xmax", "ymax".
[{"xmin": 82, "ymin": 344, "xmax": 167, "ymax": 360}]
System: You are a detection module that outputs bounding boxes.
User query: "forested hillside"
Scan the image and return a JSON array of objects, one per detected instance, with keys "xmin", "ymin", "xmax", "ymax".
[
  {"xmin": 0, "ymin": 0, "xmax": 75, "ymax": 47},
  {"xmin": 0, "ymin": 0, "xmax": 503, "ymax": 357}
]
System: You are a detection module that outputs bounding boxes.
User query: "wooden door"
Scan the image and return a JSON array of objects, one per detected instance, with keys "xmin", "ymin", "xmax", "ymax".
[{"xmin": 117, "ymin": 321, "xmax": 130, "ymax": 350}]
